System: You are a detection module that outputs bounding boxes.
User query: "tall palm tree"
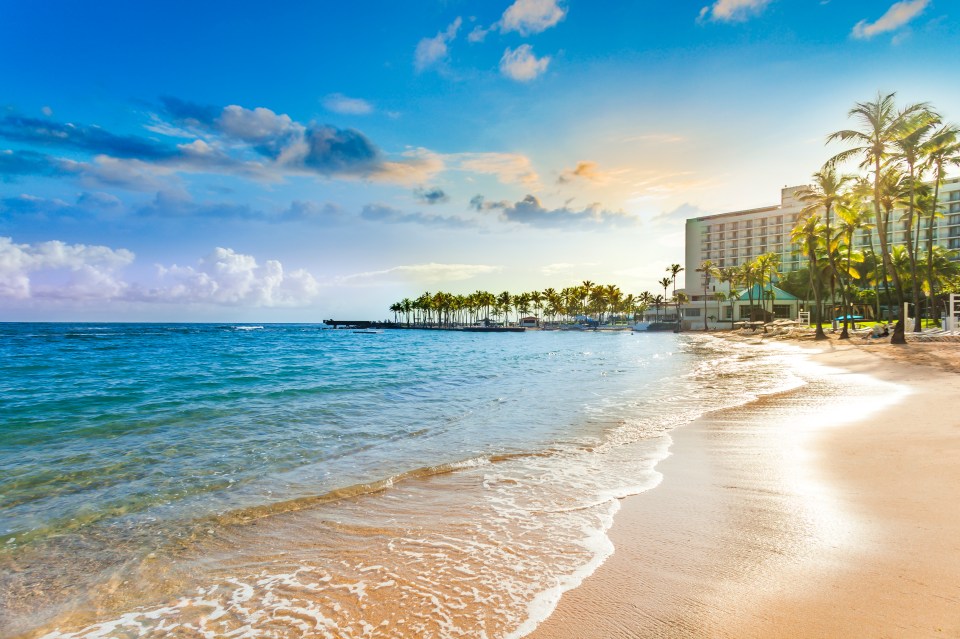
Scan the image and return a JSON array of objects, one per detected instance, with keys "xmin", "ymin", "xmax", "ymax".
[
  {"xmin": 672, "ymin": 291, "xmax": 689, "ymax": 332},
  {"xmin": 796, "ymin": 164, "xmax": 855, "ymax": 337},
  {"xmin": 791, "ymin": 214, "xmax": 828, "ymax": 340},
  {"xmin": 496, "ymin": 291, "xmax": 513, "ymax": 325},
  {"xmin": 695, "ymin": 259, "xmax": 719, "ymax": 330},
  {"xmin": 667, "ymin": 264, "xmax": 684, "ymax": 296},
  {"xmin": 891, "ymin": 107, "xmax": 940, "ymax": 331},
  {"xmin": 754, "ymin": 252, "xmax": 781, "ymax": 321},
  {"xmin": 827, "ymin": 92, "xmax": 929, "ymax": 344},
  {"xmin": 836, "ymin": 201, "xmax": 871, "ymax": 329},
  {"xmin": 658, "ymin": 277, "xmax": 672, "ymax": 314},
  {"xmin": 920, "ymin": 124, "xmax": 960, "ymax": 325},
  {"xmin": 652, "ymin": 294, "xmax": 665, "ymax": 322}
]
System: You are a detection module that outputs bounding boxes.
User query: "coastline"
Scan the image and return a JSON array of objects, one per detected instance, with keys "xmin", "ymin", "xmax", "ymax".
[{"xmin": 527, "ymin": 335, "xmax": 960, "ymax": 638}]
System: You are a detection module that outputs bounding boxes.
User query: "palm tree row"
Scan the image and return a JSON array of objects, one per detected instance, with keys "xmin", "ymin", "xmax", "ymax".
[
  {"xmin": 389, "ymin": 282, "xmax": 640, "ymax": 328},
  {"xmin": 389, "ymin": 266, "xmax": 698, "ymax": 329}
]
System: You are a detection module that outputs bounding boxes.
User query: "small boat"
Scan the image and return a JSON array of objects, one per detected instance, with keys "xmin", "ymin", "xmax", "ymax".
[
  {"xmin": 631, "ymin": 322, "xmax": 651, "ymax": 331},
  {"xmin": 353, "ymin": 330, "xmax": 382, "ymax": 334}
]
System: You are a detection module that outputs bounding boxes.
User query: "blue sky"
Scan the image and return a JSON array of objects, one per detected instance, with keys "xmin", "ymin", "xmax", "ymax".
[{"xmin": 1, "ymin": 0, "xmax": 957, "ymax": 321}]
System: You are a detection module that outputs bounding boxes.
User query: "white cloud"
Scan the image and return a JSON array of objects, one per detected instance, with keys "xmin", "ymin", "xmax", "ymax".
[
  {"xmin": 415, "ymin": 17, "xmax": 463, "ymax": 71},
  {"xmin": 499, "ymin": 45, "xmax": 550, "ymax": 82},
  {"xmin": 340, "ymin": 263, "xmax": 500, "ymax": 285},
  {"xmin": 0, "ymin": 238, "xmax": 320, "ymax": 307},
  {"xmin": 151, "ymin": 247, "xmax": 320, "ymax": 306},
  {"xmin": 698, "ymin": 0, "xmax": 771, "ymax": 22},
  {"xmin": 851, "ymin": 0, "xmax": 929, "ymax": 39},
  {"xmin": 216, "ymin": 105, "xmax": 301, "ymax": 144},
  {"xmin": 0, "ymin": 236, "xmax": 134, "ymax": 300},
  {"xmin": 468, "ymin": 25, "xmax": 490, "ymax": 43},
  {"xmin": 322, "ymin": 93, "xmax": 374, "ymax": 115},
  {"xmin": 500, "ymin": 0, "xmax": 567, "ymax": 35}
]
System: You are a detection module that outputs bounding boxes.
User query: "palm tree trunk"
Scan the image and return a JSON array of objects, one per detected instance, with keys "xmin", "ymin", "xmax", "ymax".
[
  {"xmin": 876, "ymin": 185, "xmax": 906, "ymax": 343},
  {"xmin": 809, "ymin": 247, "xmax": 827, "ymax": 340},
  {"xmin": 905, "ymin": 165, "xmax": 923, "ymax": 333},
  {"xmin": 927, "ymin": 170, "xmax": 942, "ymax": 326}
]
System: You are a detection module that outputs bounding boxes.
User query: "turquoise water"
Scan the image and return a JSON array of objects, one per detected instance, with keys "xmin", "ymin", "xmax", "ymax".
[{"xmin": 0, "ymin": 324, "xmax": 805, "ymax": 638}]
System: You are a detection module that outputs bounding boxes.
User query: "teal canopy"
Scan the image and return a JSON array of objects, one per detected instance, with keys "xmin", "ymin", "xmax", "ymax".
[{"xmin": 734, "ymin": 284, "xmax": 799, "ymax": 302}]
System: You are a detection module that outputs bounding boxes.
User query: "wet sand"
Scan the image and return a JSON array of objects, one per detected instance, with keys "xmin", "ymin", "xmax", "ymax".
[{"xmin": 529, "ymin": 336, "xmax": 960, "ymax": 638}]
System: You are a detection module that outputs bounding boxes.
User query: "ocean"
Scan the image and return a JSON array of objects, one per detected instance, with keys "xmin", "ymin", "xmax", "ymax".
[{"xmin": 0, "ymin": 324, "xmax": 806, "ymax": 638}]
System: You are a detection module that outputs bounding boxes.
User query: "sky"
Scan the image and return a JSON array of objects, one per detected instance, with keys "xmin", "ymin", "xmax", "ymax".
[{"xmin": 1, "ymin": 0, "xmax": 958, "ymax": 321}]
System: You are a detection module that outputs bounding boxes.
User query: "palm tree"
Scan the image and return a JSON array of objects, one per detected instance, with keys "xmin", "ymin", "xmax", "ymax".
[
  {"xmin": 712, "ymin": 291, "xmax": 727, "ymax": 325},
  {"xmin": 836, "ymin": 201, "xmax": 871, "ymax": 328},
  {"xmin": 652, "ymin": 294, "xmax": 665, "ymax": 322},
  {"xmin": 497, "ymin": 291, "xmax": 512, "ymax": 325},
  {"xmin": 658, "ymin": 277, "xmax": 672, "ymax": 316},
  {"xmin": 791, "ymin": 214, "xmax": 828, "ymax": 339},
  {"xmin": 737, "ymin": 260, "xmax": 758, "ymax": 320},
  {"xmin": 695, "ymin": 259, "xmax": 719, "ymax": 330},
  {"xmin": 827, "ymin": 92, "xmax": 930, "ymax": 344},
  {"xmin": 529, "ymin": 290, "xmax": 544, "ymax": 322},
  {"xmin": 672, "ymin": 291, "xmax": 689, "ymax": 332},
  {"xmin": 754, "ymin": 252, "xmax": 781, "ymax": 321},
  {"xmin": 920, "ymin": 124, "xmax": 960, "ymax": 325},
  {"xmin": 667, "ymin": 264, "xmax": 684, "ymax": 296},
  {"xmin": 637, "ymin": 291, "xmax": 654, "ymax": 322},
  {"xmin": 796, "ymin": 163, "xmax": 855, "ymax": 337},
  {"xmin": 891, "ymin": 107, "xmax": 940, "ymax": 331}
]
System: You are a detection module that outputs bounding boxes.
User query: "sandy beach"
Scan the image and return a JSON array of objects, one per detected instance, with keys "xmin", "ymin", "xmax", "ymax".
[{"xmin": 529, "ymin": 335, "xmax": 960, "ymax": 638}]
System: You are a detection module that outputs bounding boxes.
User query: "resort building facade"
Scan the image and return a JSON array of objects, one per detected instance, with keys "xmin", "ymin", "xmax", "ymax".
[{"xmin": 678, "ymin": 178, "xmax": 960, "ymax": 328}]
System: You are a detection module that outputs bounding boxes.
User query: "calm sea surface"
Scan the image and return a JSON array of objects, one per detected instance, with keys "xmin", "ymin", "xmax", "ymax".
[{"xmin": 0, "ymin": 324, "xmax": 806, "ymax": 638}]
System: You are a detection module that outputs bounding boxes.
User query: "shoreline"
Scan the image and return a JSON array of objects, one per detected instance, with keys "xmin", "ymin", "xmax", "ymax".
[{"xmin": 527, "ymin": 335, "xmax": 960, "ymax": 638}]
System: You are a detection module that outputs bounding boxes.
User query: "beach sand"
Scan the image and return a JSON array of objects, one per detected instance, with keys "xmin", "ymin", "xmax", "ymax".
[{"xmin": 528, "ymin": 336, "xmax": 960, "ymax": 638}]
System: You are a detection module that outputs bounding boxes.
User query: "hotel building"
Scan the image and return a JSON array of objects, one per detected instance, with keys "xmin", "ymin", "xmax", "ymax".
[{"xmin": 679, "ymin": 178, "xmax": 960, "ymax": 325}]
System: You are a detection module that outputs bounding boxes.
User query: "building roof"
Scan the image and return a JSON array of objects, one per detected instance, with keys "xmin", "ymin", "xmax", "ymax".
[{"xmin": 735, "ymin": 284, "xmax": 799, "ymax": 302}]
